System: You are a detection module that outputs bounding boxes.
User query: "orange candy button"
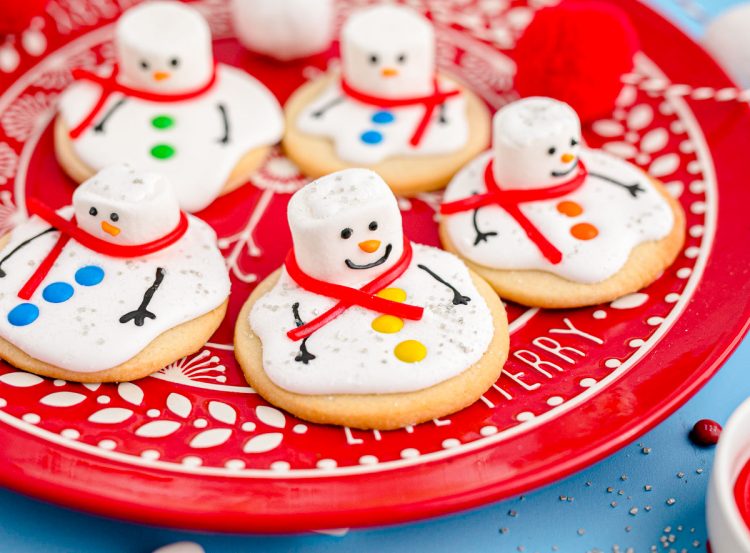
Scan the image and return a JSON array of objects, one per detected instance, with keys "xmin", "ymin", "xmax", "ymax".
[
  {"xmin": 557, "ymin": 201, "xmax": 583, "ymax": 217},
  {"xmin": 570, "ymin": 222, "xmax": 599, "ymax": 240}
]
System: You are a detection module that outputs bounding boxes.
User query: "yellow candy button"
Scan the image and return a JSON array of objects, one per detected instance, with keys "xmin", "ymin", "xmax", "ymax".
[
  {"xmin": 376, "ymin": 287, "xmax": 407, "ymax": 303},
  {"xmin": 371, "ymin": 314, "xmax": 404, "ymax": 334},
  {"xmin": 394, "ymin": 340, "xmax": 427, "ymax": 363}
]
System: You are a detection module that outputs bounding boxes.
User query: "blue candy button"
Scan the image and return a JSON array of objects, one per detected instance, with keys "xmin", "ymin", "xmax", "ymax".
[
  {"xmin": 360, "ymin": 130, "xmax": 383, "ymax": 145},
  {"xmin": 371, "ymin": 111, "xmax": 395, "ymax": 124},
  {"xmin": 8, "ymin": 303, "xmax": 39, "ymax": 327},
  {"xmin": 75, "ymin": 265, "xmax": 105, "ymax": 287},
  {"xmin": 42, "ymin": 282, "xmax": 74, "ymax": 303}
]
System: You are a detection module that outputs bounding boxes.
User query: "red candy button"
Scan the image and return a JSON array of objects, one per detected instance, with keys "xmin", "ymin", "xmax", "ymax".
[{"xmin": 690, "ymin": 419, "xmax": 722, "ymax": 446}]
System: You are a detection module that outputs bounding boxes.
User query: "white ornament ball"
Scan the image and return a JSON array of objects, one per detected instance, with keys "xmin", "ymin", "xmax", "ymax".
[
  {"xmin": 703, "ymin": 3, "xmax": 750, "ymax": 89},
  {"xmin": 231, "ymin": 0, "xmax": 334, "ymax": 61}
]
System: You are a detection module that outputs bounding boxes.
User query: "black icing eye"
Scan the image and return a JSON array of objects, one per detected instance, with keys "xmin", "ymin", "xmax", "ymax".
[
  {"xmin": 110, "ymin": 212, "xmax": 119, "ymax": 222},
  {"xmin": 340, "ymin": 228, "xmax": 353, "ymax": 239},
  {"xmin": 547, "ymin": 146, "xmax": 557, "ymax": 156},
  {"xmin": 140, "ymin": 60, "xmax": 150, "ymax": 70},
  {"xmin": 571, "ymin": 138, "xmax": 579, "ymax": 146},
  {"xmin": 368, "ymin": 221, "xmax": 378, "ymax": 231},
  {"xmin": 396, "ymin": 53, "xmax": 407, "ymax": 64},
  {"xmin": 89, "ymin": 207, "xmax": 98, "ymax": 216},
  {"xmin": 368, "ymin": 54, "xmax": 379, "ymax": 65},
  {"xmin": 169, "ymin": 57, "xmax": 180, "ymax": 67}
]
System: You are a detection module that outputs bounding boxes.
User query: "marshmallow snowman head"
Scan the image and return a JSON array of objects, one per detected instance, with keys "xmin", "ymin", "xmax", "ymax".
[
  {"xmin": 288, "ymin": 169, "xmax": 404, "ymax": 288},
  {"xmin": 115, "ymin": 1, "xmax": 213, "ymax": 93},
  {"xmin": 341, "ymin": 5, "xmax": 435, "ymax": 99},
  {"xmin": 73, "ymin": 164, "xmax": 181, "ymax": 245},
  {"xmin": 492, "ymin": 97, "xmax": 582, "ymax": 190}
]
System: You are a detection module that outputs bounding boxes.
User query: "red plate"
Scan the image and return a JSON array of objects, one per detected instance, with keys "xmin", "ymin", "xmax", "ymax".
[{"xmin": 0, "ymin": 0, "xmax": 748, "ymax": 533}]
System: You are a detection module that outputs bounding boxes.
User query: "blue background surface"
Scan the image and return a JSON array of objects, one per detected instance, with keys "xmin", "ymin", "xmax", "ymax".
[{"xmin": 1, "ymin": 0, "xmax": 749, "ymax": 551}]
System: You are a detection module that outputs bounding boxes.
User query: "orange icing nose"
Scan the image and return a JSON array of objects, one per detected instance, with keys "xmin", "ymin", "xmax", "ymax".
[
  {"xmin": 381, "ymin": 67, "xmax": 399, "ymax": 77},
  {"xmin": 560, "ymin": 153, "xmax": 575, "ymax": 163},
  {"xmin": 358, "ymin": 240, "xmax": 381, "ymax": 253},
  {"xmin": 101, "ymin": 221, "xmax": 121, "ymax": 237},
  {"xmin": 153, "ymin": 71, "xmax": 170, "ymax": 81}
]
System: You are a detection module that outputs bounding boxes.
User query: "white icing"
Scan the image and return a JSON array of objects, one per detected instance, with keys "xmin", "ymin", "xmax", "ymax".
[
  {"xmin": 58, "ymin": 2, "xmax": 284, "ymax": 213},
  {"xmin": 116, "ymin": 2, "xmax": 213, "ymax": 93},
  {"xmin": 442, "ymin": 148, "xmax": 675, "ymax": 284},
  {"xmin": 342, "ymin": 5, "xmax": 435, "ymax": 99},
  {"xmin": 0, "ymin": 167, "xmax": 230, "ymax": 373},
  {"xmin": 295, "ymin": 5, "xmax": 468, "ymax": 164},
  {"xmin": 296, "ymin": 76, "xmax": 468, "ymax": 164},
  {"xmin": 73, "ymin": 165, "xmax": 180, "ymax": 245},
  {"xmin": 59, "ymin": 63, "xmax": 283, "ymax": 212},
  {"xmin": 231, "ymin": 0, "xmax": 334, "ymax": 61},
  {"xmin": 287, "ymin": 169, "xmax": 404, "ymax": 287},
  {"xmin": 492, "ymin": 97, "xmax": 582, "ymax": 189},
  {"xmin": 249, "ymin": 243, "xmax": 494, "ymax": 395}
]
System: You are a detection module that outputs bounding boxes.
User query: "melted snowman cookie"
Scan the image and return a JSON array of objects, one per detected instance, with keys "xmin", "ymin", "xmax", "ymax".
[
  {"xmin": 0, "ymin": 165, "xmax": 230, "ymax": 382},
  {"xmin": 440, "ymin": 97, "xmax": 685, "ymax": 308},
  {"xmin": 55, "ymin": 1, "xmax": 284, "ymax": 213},
  {"xmin": 282, "ymin": 5, "xmax": 491, "ymax": 196},
  {"xmin": 235, "ymin": 168, "xmax": 508, "ymax": 430}
]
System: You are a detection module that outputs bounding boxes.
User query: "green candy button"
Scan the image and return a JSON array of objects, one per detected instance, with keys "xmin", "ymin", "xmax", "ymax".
[
  {"xmin": 151, "ymin": 115, "xmax": 174, "ymax": 130},
  {"xmin": 150, "ymin": 144, "xmax": 175, "ymax": 160}
]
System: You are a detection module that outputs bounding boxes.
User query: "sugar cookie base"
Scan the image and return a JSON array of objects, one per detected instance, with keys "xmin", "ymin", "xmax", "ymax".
[
  {"xmin": 281, "ymin": 73, "xmax": 492, "ymax": 197},
  {"xmin": 0, "ymin": 299, "xmax": 228, "ymax": 383},
  {"xmin": 54, "ymin": 116, "xmax": 271, "ymax": 204},
  {"xmin": 234, "ymin": 268, "xmax": 509, "ymax": 430},
  {"xmin": 439, "ymin": 178, "xmax": 686, "ymax": 309}
]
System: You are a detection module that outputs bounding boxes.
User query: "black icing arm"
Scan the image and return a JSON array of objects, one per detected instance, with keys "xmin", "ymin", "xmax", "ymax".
[
  {"xmin": 217, "ymin": 103, "xmax": 230, "ymax": 144},
  {"xmin": 311, "ymin": 96, "xmax": 344, "ymax": 118},
  {"xmin": 472, "ymin": 205, "xmax": 498, "ymax": 245},
  {"xmin": 589, "ymin": 171, "xmax": 646, "ymax": 198},
  {"xmin": 292, "ymin": 302, "xmax": 316, "ymax": 364},
  {"xmin": 93, "ymin": 98, "xmax": 126, "ymax": 134},
  {"xmin": 417, "ymin": 264, "xmax": 471, "ymax": 306},
  {"xmin": 0, "ymin": 227, "xmax": 56, "ymax": 278},
  {"xmin": 119, "ymin": 267, "xmax": 164, "ymax": 327}
]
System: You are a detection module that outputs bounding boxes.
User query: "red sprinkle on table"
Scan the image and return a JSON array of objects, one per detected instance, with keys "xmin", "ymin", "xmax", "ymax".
[{"xmin": 689, "ymin": 419, "xmax": 722, "ymax": 446}]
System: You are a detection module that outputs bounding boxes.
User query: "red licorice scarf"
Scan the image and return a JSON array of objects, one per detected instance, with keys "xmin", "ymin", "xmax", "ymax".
[
  {"xmin": 440, "ymin": 159, "xmax": 589, "ymax": 265},
  {"xmin": 68, "ymin": 64, "xmax": 218, "ymax": 139},
  {"xmin": 340, "ymin": 77, "xmax": 460, "ymax": 147},
  {"xmin": 284, "ymin": 236, "xmax": 424, "ymax": 341},
  {"xmin": 18, "ymin": 197, "xmax": 189, "ymax": 300}
]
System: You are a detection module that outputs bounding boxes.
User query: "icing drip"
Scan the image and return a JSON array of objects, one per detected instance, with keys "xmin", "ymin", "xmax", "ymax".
[
  {"xmin": 442, "ymin": 149, "xmax": 675, "ymax": 284},
  {"xmin": 297, "ymin": 76, "xmax": 469, "ymax": 164},
  {"xmin": 0, "ymin": 209, "xmax": 230, "ymax": 372},
  {"xmin": 58, "ymin": 64, "xmax": 284, "ymax": 212},
  {"xmin": 250, "ymin": 243, "xmax": 494, "ymax": 395}
]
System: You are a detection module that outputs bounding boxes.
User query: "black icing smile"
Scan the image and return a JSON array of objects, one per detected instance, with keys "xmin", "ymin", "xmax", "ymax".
[
  {"xmin": 551, "ymin": 158, "xmax": 579, "ymax": 178},
  {"xmin": 345, "ymin": 243, "xmax": 393, "ymax": 270}
]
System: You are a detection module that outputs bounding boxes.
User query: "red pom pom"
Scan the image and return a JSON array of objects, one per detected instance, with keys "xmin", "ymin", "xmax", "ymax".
[
  {"xmin": 513, "ymin": 1, "xmax": 639, "ymax": 122},
  {"xmin": 0, "ymin": 0, "xmax": 46, "ymax": 35}
]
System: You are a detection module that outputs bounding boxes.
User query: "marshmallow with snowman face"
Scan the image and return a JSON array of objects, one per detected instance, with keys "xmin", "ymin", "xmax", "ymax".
[
  {"xmin": 73, "ymin": 164, "xmax": 181, "ymax": 245},
  {"xmin": 287, "ymin": 168, "xmax": 405, "ymax": 288},
  {"xmin": 491, "ymin": 97, "xmax": 582, "ymax": 189},
  {"xmin": 115, "ymin": 1, "xmax": 213, "ymax": 93},
  {"xmin": 341, "ymin": 5, "xmax": 436, "ymax": 99}
]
